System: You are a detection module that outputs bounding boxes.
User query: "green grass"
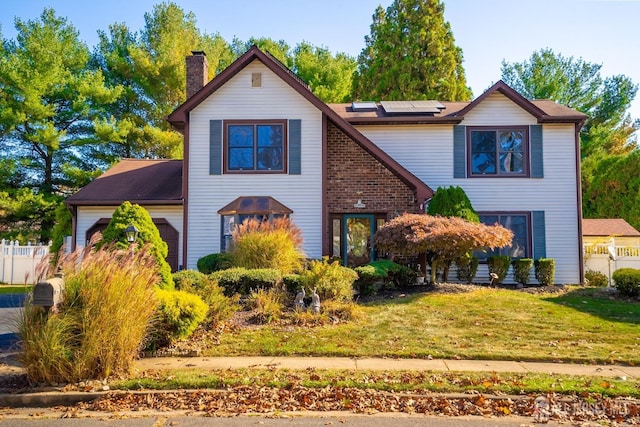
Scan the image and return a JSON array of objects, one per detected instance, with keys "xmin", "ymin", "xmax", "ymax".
[
  {"xmin": 0, "ymin": 285, "xmax": 32, "ymax": 294},
  {"xmin": 113, "ymin": 368, "xmax": 640, "ymax": 398},
  {"xmin": 209, "ymin": 287, "xmax": 640, "ymax": 365}
]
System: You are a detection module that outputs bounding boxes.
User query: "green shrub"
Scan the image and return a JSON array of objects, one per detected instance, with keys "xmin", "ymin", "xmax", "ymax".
[
  {"xmin": 585, "ymin": 270, "xmax": 609, "ymax": 288},
  {"xmin": 151, "ymin": 289, "xmax": 208, "ymax": 348},
  {"xmin": 511, "ymin": 258, "xmax": 533, "ymax": 286},
  {"xmin": 211, "ymin": 267, "xmax": 282, "ymax": 296},
  {"xmin": 455, "ymin": 254, "xmax": 479, "ymax": 284},
  {"xmin": 300, "ymin": 258, "xmax": 357, "ymax": 302},
  {"xmin": 612, "ymin": 268, "xmax": 640, "ymax": 297},
  {"xmin": 97, "ymin": 201, "xmax": 174, "ymax": 289},
  {"xmin": 19, "ymin": 245, "xmax": 158, "ymax": 383},
  {"xmin": 231, "ymin": 217, "xmax": 304, "ymax": 274},
  {"xmin": 534, "ymin": 258, "xmax": 556, "ymax": 286},
  {"xmin": 283, "ymin": 274, "xmax": 303, "ymax": 295},
  {"xmin": 353, "ymin": 264, "xmax": 386, "ymax": 296},
  {"xmin": 196, "ymin": 253, "xmax": 233, "ymax": 274},
  {"xmin": 353, "ymin": 260, "xmax": 417, "ymax": 295},
  {"xmin": 174, "ymin": 270, "xmax": 240, "ymax": 325},
  {"xmin": 173, "ymin": 270, "xmax": 207, "ymax": 290},
  {"xmin": 487, "ymin": 255, "xmax": 511, "ymax": 285},
  {"xmin": 246, "ymin": 287, "xmax": 285, "ymax": 324},
  {"xmin": 385, "ymin": 262, "xmax": 418, "ymax": 287},
  {"xmin": 426, "ymin": 185, "xmax": 479, "ymax": 223}
]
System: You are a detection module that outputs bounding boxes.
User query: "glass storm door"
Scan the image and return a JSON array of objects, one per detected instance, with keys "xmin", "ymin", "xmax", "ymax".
[{"xmin": 344, "ymin": 215, "xmax": 374, "ymax": 267}]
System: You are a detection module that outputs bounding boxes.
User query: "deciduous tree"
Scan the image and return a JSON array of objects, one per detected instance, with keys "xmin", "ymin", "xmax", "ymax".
[
  {"xmin": 500, "ymin": 48, "xmax": 638, "ymax": 158},
  {"xmin": 582, "ymin": 151, "xmax": 640, "ymax": 231},
  {"xmin": 293, "ymin": 42, "xmax": 356, "ymax": 103},
  {"xmin": 374, "ymin": 214, "xmax": 512, "ymax": 283}
]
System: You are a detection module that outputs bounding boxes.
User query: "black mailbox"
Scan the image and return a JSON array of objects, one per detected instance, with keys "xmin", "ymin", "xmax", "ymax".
[{"xmin": 32, "ymin": 275, "xmax": 65, "ymax": 309}]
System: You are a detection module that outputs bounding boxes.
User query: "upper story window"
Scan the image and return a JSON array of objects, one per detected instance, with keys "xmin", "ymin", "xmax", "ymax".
[
  {"xmin": 468, "ymin": 127, "xmax": 528, "ymax": 177},
  {"xmin": 225, "ymin": 120, "xmax": 287, "ymax": 173}
]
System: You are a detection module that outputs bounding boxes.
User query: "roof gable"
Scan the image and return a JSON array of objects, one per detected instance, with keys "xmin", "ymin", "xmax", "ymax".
[
  {"xmin": 453, "ymin": 80, "xmax": 587, "ymax": 125},
  {"xmin": 454, "ymin": 80, "xmax": 547, "ymax": 119},
  {"xmin": 168, "ymin": 45, "xmax": 433, "ymax": 202}
]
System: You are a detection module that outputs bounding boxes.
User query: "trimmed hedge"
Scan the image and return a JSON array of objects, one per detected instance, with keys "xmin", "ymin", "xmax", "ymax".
[
  {"xmin": 534, "ymin": 258, "xmax": 555, "ymax": 286},
  {"xmin": 487, "ymin": 255, "xmax": 511, "ymax": 285},
  {"xmin": 210, "ymin": 267, "xmax": 282, "ymax": 296},
  {"xmin": 173, "ymin": 270, "xmax": 207, "ymax": 290},
  {"xmin": 612, "ymin": 268, "xmax": 640, "ymax": 297},
  {"xmin": 456, "ymin": 254, "xmax": 479, "ymax": 284},
  {"xmin": 512, "ymin": 258, "xmax": 533, "ymax": 286},
  {"xmin": 197, "ymin": 253, "xmax": 233, "ymax": 274},
  {"xmin": 353, "ymin": 264, "xmax": 386, "ymax": 296},
  {"xmin": 354, "ymin": 260, "xmax": 418, "ymax": 296},
  {"xmin": 283, "ymin": 274, "xmax": 303, "ymax": 296}
]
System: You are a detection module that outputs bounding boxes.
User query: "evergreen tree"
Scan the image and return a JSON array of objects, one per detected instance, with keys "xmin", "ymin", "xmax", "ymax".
[
  {"xmin": 426, "ymin": 186, "xmax": 479, "ymax": 223},
  {"xmin": 353, "ymin": 0, "xmax": 472, "ymax": 102},
  {"xmin": 94, "ymin": 3, "xmax": 235, "ymax": 161},
  {"xmin": 98, "ymin": 201, "xmax": 174, "ymax": 289},
  {"xmin": 0, "ymin": 9, "xmax": 120, "ymax": 240}
]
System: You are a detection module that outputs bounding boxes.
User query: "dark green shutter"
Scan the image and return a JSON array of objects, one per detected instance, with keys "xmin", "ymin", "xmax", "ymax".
[
  {"xmin": 453, "ymin": 125, "xmax": 466, "ymax": 178},
  {"xmin": 530, "ymin": 125, "xmax": 543, "ymax": 178},
  {"xmin": 532, "ymin": 211, "xmax": 546, "ymax": 259},
  {"xmin": 209, "ymin": 120, "xmax": 222, "ymax": 175},
  {"xmin": 289, "ymin": 119, "xmax": 301, "ymax": 175}
]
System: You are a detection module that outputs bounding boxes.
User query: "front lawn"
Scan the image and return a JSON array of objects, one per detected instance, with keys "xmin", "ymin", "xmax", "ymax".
[
  {"xmin": 208, "ymin": 286, "xmax": 640, "ymax": 365},
  {"xmin": 0, "ymin": 285, "xmax": 32, "ymax": 294}
]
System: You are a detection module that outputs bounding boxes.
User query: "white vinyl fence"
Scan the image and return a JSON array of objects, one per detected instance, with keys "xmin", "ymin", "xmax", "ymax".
[
  {"xmin": 584, "ymin": 241, "xmax": 640, "ymax": 286},
  {"xmin": 0, "ymin": 240, "xmax": 50, "ymax": 285}
]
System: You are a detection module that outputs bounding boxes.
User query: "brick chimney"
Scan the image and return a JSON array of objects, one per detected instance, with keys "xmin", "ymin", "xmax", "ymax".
[{"xmin": 185, "ymin": 51, "xmax": 208, "ymax": 99}]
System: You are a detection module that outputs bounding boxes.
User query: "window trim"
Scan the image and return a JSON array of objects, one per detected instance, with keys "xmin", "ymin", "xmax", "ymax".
[
  {"xmin": 467, "ymin": 126, "xmax": 529, "ymax": 178},
  {"xmin": 223, "ymin": 119, "xmax": 288, "ymax": 174},
  {"xmin": 477, "ymin": 211, "xmax": 532, "ymax": 259}
]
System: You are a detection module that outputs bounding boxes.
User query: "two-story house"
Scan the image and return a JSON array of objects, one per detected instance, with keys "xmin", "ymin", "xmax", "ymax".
[{"xmin": 66, "ymin": 46, "xmax": 587, "ymax": 284}]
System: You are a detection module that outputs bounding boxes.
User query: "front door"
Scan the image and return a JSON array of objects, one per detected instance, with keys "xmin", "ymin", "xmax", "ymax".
[{"xmin": 344, "ymin": 214, "xmax": 374, "ymax": 267}]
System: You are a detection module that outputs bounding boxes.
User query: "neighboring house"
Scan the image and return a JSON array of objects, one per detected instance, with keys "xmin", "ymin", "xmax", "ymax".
[
  {"xmin": 67, "ymin": 46, "xmax": 588, "ymax": 284},
  {"xmin": 583, "ymin": 218, "xmax": 640, "ymax": 281}
]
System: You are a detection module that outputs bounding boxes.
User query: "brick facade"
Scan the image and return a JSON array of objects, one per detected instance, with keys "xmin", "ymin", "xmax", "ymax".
[{"xmin": 326, "ymin": 121, "xmax": 421, "ymax": 217}]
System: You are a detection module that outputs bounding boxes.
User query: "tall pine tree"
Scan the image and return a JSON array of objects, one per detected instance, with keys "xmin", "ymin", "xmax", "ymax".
[{"xmin": 352, "ymin": 0, "xmax": 471, "ymax": 102}]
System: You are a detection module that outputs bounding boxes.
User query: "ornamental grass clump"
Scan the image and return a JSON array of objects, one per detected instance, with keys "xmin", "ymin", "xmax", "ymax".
[
  {"xmin": 230, "ymin": 217, "xmax": 305, "ymax": 274},
  {"xmin": 18, "ymin": 244, "xmax": 159, "ymax": 383}
]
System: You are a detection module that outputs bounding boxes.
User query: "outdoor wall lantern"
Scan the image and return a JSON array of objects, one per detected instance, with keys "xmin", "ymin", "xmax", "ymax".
[{"xmin": 125, "ymin": 224, "xmax": 139, "ymax": 243}]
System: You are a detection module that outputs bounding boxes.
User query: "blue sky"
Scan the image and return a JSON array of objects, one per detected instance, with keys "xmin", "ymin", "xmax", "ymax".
[{"xmin": 2, "ymin": 0, "xmax": 640, "ymax": 119}]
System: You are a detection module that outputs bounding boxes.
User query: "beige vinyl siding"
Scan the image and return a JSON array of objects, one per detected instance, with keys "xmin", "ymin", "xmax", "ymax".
[
  {"xmin": 186, "ymin": 60, "xmax": 323, "ymax": 269},
  {"xmin": 357, "ymin": 93, "xmax": 581, "ymax": 284},
  {"xmin": 75, "ymin": 205, "xmax": 184, "ymax": 264}
]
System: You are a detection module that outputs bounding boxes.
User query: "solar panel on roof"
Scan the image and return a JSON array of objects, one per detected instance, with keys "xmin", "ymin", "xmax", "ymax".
[
  {"xmin": 351, "ymin": 101, "xmax": 378, "ymax": 111},
  {"xmin": 380, "ymin": 100, "xmax": 445, "ymax": 115}
]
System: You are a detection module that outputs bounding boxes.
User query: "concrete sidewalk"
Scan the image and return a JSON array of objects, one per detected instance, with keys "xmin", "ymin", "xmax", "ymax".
[{"xmin": 134, "ymin": 356, "xmax": 640, "ymax": 379}]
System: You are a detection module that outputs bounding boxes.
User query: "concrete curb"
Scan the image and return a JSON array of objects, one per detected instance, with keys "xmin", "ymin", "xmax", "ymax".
[{"xmin": 0, "ymin": 391, "xmax": 105, "ymax": 408}]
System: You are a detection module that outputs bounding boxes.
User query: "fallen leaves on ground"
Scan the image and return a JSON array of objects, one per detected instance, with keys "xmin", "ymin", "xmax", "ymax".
[{"xmin": 74, "ymin": 386, "xmax": 640, "ymax": 424}]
